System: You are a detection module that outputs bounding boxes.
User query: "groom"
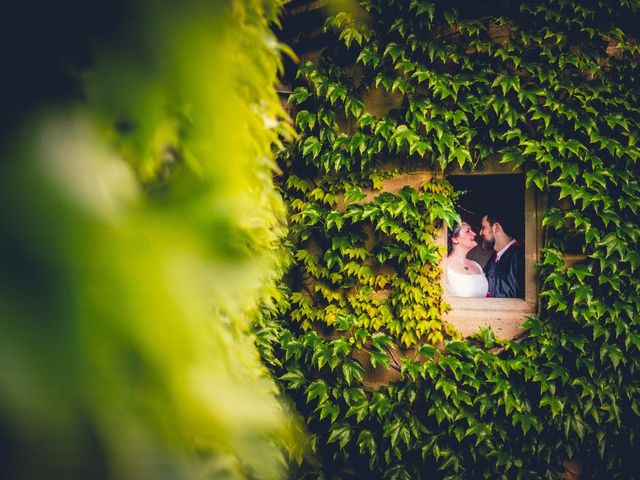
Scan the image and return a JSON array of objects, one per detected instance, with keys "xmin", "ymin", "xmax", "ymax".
[{"xmin": 479, "ymin": 212, "xmax": 524, "ymax": 298}]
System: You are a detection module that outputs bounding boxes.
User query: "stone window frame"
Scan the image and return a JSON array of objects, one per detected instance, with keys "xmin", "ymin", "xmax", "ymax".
[{"xmin": 438, "ymin": 160, "xmax": 545, "ymax": 340}]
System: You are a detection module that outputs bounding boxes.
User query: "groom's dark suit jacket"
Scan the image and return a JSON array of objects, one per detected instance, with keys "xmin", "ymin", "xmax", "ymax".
[{"xmin": 483, "ymin": 242, "xmax": 524, "ymax": 298}]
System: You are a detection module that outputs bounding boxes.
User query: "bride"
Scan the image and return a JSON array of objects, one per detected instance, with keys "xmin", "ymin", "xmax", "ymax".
[{"xmin": 446, "ymin": 222, "xmax": 488, "ymax": 297}]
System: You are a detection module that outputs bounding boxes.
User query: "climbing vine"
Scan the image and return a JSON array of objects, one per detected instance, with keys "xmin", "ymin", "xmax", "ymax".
[{"xmin": 256, "ymin": 0, "xmax": 640, "ymax": 478}]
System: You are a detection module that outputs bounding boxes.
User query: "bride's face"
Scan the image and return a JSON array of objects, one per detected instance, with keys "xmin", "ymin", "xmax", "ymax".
[{"xmin": 453, "ymin": 222, "xmax": 478, "ymax": 250}]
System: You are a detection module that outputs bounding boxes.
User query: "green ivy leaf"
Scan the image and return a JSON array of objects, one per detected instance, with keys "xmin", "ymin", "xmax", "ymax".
[
  {"xmin": 357, "ymin": 429, "xmax": 376, "ymax": 456},
  {"xmin": 327, "ymin": 422, "xmax": 353, "ymax": 448},
  {"xmin": 386, "ymin": 464, "xmax": 412, "ymax": 480},
  {"xmin": 384, "ymin": 419, "xmax": 411, "ymax": 449},
  {"xmin": 306, "ymin": 379, "xmax": 329, "ymax": 404},
  {"xmin": 301, "ymin": 135, "xmax": 322, "ymax": 159},
  {"xmin": 342, "ymin": 357, "xmax": 365, "ymax": 385},
  {"xmin": 526, "ymin": 169, "xmax": 546, "ymax": 190},
  {"xmin": 289, "ymin": 86, "xmax": 311, "ymax": 105},
  {"xmin": 318, "ymin": 401, "xmax": 340, "ymax": 423},
  {"xmin": 279, "ymin": 370, "xmax": 307, "ymax": 390}
]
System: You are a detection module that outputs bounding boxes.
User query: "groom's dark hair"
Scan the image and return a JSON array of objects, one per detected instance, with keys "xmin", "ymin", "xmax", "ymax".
[{"xmin": 482, "ymin": 211, "xmax": 516, "ymax": 237}]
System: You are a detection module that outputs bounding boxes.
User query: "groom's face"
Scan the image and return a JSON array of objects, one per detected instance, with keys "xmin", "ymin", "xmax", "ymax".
[{"xmin": 480, "ymin": 215, "xmax": 495, "ymax": 251}]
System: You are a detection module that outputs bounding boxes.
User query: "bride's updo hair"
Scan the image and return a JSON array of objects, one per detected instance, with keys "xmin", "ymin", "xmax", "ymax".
[{"xmin": 447, "ymin": 223, "xmax": 462, "ymax": 255}]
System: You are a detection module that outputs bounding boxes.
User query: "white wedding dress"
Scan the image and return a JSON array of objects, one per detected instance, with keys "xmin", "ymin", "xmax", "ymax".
[{"xmin": 446, "ymin": 261, "xmax": 489, "ymax": 297}]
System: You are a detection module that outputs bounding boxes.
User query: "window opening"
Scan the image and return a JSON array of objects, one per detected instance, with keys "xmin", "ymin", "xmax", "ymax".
[
  {"xmin": 441, "ymin": 171, "xmax": 541, "ymax": 340},
  {"xmin": 447, "ymin": 174, "xmax": 525, "ymax": 299}
]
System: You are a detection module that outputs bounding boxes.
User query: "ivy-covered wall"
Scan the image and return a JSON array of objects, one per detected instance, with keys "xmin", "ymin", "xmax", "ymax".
[{"xmin": 256, "ymin": 0, "xmax": 640, "ymax": 478}]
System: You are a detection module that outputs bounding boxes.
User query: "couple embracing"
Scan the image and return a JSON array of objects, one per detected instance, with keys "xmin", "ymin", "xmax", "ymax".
[{"xmin": 446, "ymin": 212, "xmax": 524, "ymax": 298}]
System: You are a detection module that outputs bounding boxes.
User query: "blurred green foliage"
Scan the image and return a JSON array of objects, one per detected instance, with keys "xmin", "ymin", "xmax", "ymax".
[{"xmin": 0, "ymin": 1, "xmax": 303, "ymax": 479}]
